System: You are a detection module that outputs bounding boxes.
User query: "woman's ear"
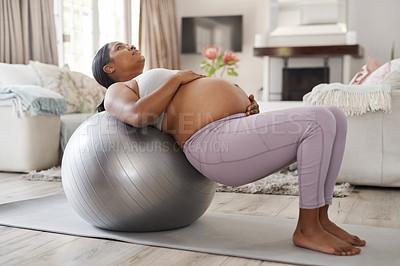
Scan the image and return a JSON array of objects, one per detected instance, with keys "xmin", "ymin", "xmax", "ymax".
[{"xmin": 103, "ymin": 64, "xmax": 114, "ymax": 74}]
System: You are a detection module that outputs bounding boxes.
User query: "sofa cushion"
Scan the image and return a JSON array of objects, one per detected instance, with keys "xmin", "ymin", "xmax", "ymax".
[
  {"xmin": 60, "ymin": 113, "xmax": 94, "ymax": 151},
  {"xmin": 0, "ymin": 63, "xmax": 38, "ymax": 86}
]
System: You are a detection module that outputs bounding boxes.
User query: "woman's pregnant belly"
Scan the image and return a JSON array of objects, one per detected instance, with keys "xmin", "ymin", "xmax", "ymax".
[{"xmin": 162, "ymin": 77, "xmax": 250, "ymax": 147}]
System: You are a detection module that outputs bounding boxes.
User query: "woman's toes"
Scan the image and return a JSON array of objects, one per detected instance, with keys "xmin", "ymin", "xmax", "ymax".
[
  {"xmin": 358, "ymin": 239, "xmax": 366, "ymax": 246},
  {"xmin": 352, "ymin": 236, "xmax": 366, "ymax": 246}
]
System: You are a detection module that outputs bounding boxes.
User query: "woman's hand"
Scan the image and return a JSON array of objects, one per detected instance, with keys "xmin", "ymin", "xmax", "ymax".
[
  {"xmin": 175, "ymin": 70, "xmax": 206, "ymax": 85},
  {"xmin": 246, "ymin": 94, "xmax": 259, "ymax": 116}
]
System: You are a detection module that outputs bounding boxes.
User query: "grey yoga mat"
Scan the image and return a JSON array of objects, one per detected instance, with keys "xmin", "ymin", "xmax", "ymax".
[{"xmin": 0, "ymin": 194, "xmax": 399, "ymax": 266}]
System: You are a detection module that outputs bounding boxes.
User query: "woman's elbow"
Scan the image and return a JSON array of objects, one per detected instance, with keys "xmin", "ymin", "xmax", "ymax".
[
  {"xmin": 108, "ymin": 108, "xmax": 153, "ymax": 128},
  {"xmin": 104, "ymin": 103, "xmax": 139, "ymax": 128},
  {"xmin": 115, "ymin": 112, "xmax": 147, "ymax": 128},
  {"xmin": 132, "ymin": 112, "xmax": 159, "ymax": 128},
  {"xmin": 121, "ymin": 112, "xmax": 145, "ymax": 128},
  {"xmin": 104, "ymin": 99, "xmax": 156, "ymax": 128}
]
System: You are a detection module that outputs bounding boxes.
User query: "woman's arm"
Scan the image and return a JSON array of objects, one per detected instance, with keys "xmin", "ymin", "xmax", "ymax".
[{"xmin": 104, "ymin": 70, "xmax": 204, "ymax": 127}]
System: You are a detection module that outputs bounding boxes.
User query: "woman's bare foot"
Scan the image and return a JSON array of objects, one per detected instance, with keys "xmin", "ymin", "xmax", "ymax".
[
  {"xmin": 318, "ymin": 205, "xmax": 366, "ymax": 246},
  {"xmin": 319, "ymin": 219, "xmax": 366, "ymax": 247},
  {"xmin": 294, "ymin": 208, "xmax": 361, "ymax": 255},
  {"xmin": 293, "ymin": 225, "xmax": 361, "ymax": 256}
]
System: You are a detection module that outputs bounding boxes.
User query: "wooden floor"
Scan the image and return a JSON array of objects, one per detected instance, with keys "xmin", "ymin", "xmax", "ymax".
[{"xmin": 1, "ymin": 171, "xmax": 399, "ymax": 266}]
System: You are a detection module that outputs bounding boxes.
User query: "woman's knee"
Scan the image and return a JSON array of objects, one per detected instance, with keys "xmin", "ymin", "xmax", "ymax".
[
  {"xmin": 323, "ymin": 106, "xmax": 347, "ymax": 134},
  {"xmin": 314, "ymin": 107, "xmax": 337, "ymax": 138}
]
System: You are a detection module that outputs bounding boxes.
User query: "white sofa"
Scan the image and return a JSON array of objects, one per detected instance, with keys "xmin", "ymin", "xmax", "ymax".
[
  {"xmin": 0, "ymin": 105, "xmax": 93, "ymax": 172},
  {"xmin": 259, "ymin": 90, "xmax": 400, "ymax": 188},
  {"xmin": 0, "ymin": 62, "xmax": 104, "ymax": 172},
  {"xmin": 303, "ymin": 90, "xmax": 400, "ymax": 187},
  {"xmin": 0, "ymin": 107, "xmax": 61, "ymax": 172}
]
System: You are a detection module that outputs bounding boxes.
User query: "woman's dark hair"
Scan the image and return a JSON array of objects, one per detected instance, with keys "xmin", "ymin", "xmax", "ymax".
[{"xmin": 92, "ymin": 43, "xmax": 116, "ymax": 112}]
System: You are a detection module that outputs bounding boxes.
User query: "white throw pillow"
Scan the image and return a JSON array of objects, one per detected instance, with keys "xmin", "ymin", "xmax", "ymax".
[
  {"xmin": 363, "ymin": 58, "xmax": 400, "ymax": 86},
  {"xmin": 29, "ymin": 61, "xmax": 83, "ymax": 113},
  {"xmin": 0, "ymin": 63, "xmax": 38, "ymax": 85},
  {"xmin": 349, "ymin": 57, "xmax": 381, "ymax": 85},
  {"xmin": 29, "ymin": 60, "xmax": 106, "ymax": 113}
]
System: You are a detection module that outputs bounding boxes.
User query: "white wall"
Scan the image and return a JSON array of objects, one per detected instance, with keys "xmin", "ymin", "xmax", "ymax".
[
  {"xmin": 175, "ymin": 0, "xmax": 268, "ymax": 96},
  {"xmin": 347, "ymin": 0, "xmax": 400, "ymax": 74},
  {"xmin": 175, "ymin": 0, "xmax": 400, "ymax": 98}
]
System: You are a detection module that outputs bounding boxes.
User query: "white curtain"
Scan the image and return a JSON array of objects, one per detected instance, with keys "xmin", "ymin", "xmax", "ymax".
[
  {"xmin": 139, "ymin": 0, "xmax": 179, "ymax": 70},
  {"xmin": 0, "ymin": 0, "xmax": 58, "ymax": 64}
]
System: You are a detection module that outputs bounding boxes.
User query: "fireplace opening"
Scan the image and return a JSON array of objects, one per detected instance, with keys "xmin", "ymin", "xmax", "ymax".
[{"xmin": 282, "ymin": 67, "xmax": 329, "ymax": 101}]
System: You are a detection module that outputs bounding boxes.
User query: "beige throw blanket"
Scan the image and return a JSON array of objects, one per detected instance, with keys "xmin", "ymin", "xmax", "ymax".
[{"xmin": 307, "ymin": 83, "xmax": 392, "ymax": 116}]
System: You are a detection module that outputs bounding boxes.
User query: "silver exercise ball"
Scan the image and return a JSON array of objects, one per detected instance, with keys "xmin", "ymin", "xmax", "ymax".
[{"xmin": 61, "ymin": 112, "xmax": 216, "ymax": 232}]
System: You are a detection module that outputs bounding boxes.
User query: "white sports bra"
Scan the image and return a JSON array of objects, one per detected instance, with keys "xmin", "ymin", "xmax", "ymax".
[{"xmin": 133, "ymin": 68, "xmax": 179, "ymax": 130}]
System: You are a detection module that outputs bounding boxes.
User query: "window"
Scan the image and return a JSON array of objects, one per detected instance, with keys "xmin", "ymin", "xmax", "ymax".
[
  {"xmin": 61, "ymin": 0, "xmax": 94, "ymax": 75},
  {"xmin": 54, "ymin": 0, "xmax": 140, "ymax": 76},
  {"xmin": 98, "ymin": 0, "xmax": 126, "ymax": 48}
]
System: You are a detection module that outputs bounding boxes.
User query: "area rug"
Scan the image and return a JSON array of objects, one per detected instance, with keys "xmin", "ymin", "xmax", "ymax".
[
  {"xmin": 0, "ymin": 194, "xmax": 398, "ymax": 266},
  {"xmin": 21, "ymin": 166, "xmax": 354, "ymax": 197},
  {"xmin": 216, "ymin": 168, "xmax": 354, "ymax": 197}
]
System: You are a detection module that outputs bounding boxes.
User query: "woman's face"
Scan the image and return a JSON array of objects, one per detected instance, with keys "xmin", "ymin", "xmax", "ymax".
[{"xmin": 104, "ymin": 41, "xmax": 145, "ymax": 82}]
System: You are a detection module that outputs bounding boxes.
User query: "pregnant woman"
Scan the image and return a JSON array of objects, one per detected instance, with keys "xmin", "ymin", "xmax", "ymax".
[{"xmin": 92, "ymin": 42, "xmax": 366, "ymax": 256}]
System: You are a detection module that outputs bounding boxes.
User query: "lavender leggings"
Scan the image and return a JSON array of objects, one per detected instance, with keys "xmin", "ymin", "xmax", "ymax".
[{"xmin": 183, "ymin": 106, "xmax": 347, "ymax": 209}]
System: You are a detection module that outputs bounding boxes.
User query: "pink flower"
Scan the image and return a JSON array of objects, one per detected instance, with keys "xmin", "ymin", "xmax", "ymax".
[
  {"xmin": 223, "ymin": 50, "xmax": 239, "ymax": 65},
  {"xmin": 202, "ymin": 45, "xmax": 220, "ymax": 60},
  {"xmin": 200, "ymin": 46, "xmax": 240, "ymax": 77}
]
